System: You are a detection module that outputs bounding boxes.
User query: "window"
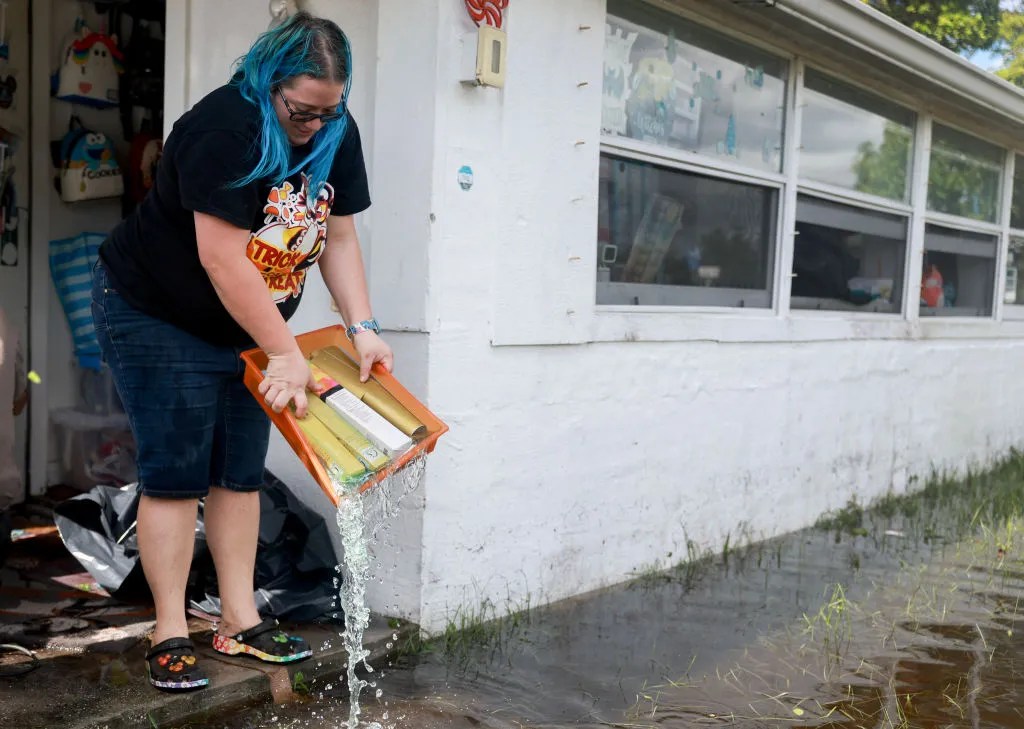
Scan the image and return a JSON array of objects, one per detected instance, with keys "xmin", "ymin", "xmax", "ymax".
[
  {"xmin": 597, "ymin": 154, "xmax": 778, "ymax": 307},
  {"xmin": 1005, "ymin": 157, "xmax": 1024, "ymax": 313},
  {"xmin": 599, "ymin": 4, "xmax": 787, "ymax": 308},
  {"xmin": 799, "ymin": 69, "xmax": 915, "ymax": 202},
  {"xmin": 921, "ymin": 225, "xmax": 997, "ymax": 317},
  {"xmin": 1005, "ymin": 236, "xmax": 1024, "ymax": 307},
  {"xmin": 603, "ymin": 0, "xmax": 788, "ymax": 174},
  {"xmin": 1011, "ymin": 154, "xmax": 1024, "ymax": 230},
  {"xmin": 792, "ymin": 196, "xmax": 907, "ymax": 313},
  {"xmin": 928, "ymin": 124, "xmax": 1003, "ymax": 223}
]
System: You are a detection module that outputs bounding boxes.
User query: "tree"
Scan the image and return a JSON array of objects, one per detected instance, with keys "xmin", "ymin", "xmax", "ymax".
[
  {"xmin": 852, "ymin": 122, "xmax": 912, "ymax": 202},
  {"xmin": 854, "ymin": 121, "xmax": 999, "ymax": 222},
  {"xmin": 995, "ymin": 5, "xmax": 1024, "ymax": 88},
  {"xmin": 862, "ymin": 0, "xmax": 1003, "ymax": 54}
]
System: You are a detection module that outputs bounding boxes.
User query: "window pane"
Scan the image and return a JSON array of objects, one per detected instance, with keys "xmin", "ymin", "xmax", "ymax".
[
  {"xmin": 1012, "ymin": 155, "xmax": 1024, "ymax": 229},
  {"xmin": 603, "ymin": 0, "xmax": 787, "ymax": 173},
  {"xmin": 927, "ymin": 124, "xmax": 1003, "ymax": 223},
  {"xmin": 1006, "ymin": 236, "xmax": 1024, "ymax": 305},
  {"xmin": 596, "ymin": 154, "xmax": 777, "ymax": 307},
  {"xmin": 791, "ymin": 196, "xmax": 907, "ymax": 313},
  {"xmin": 800, "ymin": 69, "xmax": 915, "ymax": 202},
  {"xmin": 921, "ymin": 224, "xmax": 997, "ymax": 317}
]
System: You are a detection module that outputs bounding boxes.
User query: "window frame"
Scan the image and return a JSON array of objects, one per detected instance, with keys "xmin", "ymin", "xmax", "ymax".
[
  {"xmin": 926, "ymin": 121, "xmax": 1006, "ymax": 225},
  {"xmin": 917, "ymin": 118, "xmax": 1010, "ymax": 322},
  {"xmin": 596, "ymin": 139, "xmax": 787, "ymax": 315},
  {"xmin": 798, "ymin": 66, "xmax": 917, "ymax": 206},
  {"xmin": 789, "ymin": 189, "xmax": 912, "ymax": 317},
  {"xmin": 1000, "ymin": 154, "xmax": 1024, "ymax": 320},
  {"xmin": 587, "ymin": 0, "xmax": 1023, "ymax": 346},
  {"xmin": 788, "ymin": 63, "xmax": 919, "ymax": 322},
  {"xmin": 596, "ymin": 5, "xmax": 792, "ymax": 315}
]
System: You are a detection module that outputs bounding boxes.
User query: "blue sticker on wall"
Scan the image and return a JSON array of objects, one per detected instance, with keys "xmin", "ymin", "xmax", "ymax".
[{"xmin": 458, "ymin": 165, "xmax": 474, "ymax": 191}]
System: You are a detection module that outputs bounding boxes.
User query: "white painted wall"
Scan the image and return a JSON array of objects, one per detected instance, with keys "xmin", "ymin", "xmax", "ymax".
[
  {"xmin": 0, "ymin": 0, "xmax": 31, "ymax": 498},
  {"xmin": 412, "ymin": 0, "xmax": 1024, "ymax": 632}
]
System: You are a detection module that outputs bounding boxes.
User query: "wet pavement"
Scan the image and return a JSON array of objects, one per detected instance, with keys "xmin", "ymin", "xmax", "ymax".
[{"xmin": 0, "ymin": 502, "xmax": 405, "ymax": 729}]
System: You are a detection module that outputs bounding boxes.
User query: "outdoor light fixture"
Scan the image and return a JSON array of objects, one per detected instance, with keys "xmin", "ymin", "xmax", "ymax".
[{"xmin": 462, "ymin": 0, "xmax": 508, "ymax": 88}]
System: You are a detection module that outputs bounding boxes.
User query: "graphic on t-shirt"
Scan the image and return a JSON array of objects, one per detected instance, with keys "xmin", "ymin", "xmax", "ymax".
[{"xmin": 247, "ymin": 174, "xmax": 334, "ymax": 304}]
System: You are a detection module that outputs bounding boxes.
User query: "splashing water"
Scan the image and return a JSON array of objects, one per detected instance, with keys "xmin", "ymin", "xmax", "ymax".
[{"xmin": 332, "ymin": 455, "xmax": 427, "ymax": 729}]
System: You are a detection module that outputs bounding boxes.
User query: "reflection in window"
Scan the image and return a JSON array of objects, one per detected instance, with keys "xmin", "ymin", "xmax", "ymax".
[
  {"xmin": 596, "ymin": 154, "xmax": 777, "ymax": 307},
  {"xmin": 1012, "ymin": 154, "xmax": 1024, "ymax": 229},
  {"xmin": 791, "ymin": 196, "xmax": 907, "ymax": 313},
  {"xmin": 921, "ymin": 225, "xmax": 996, "ymax": 317},
  {"xmin": 602, "ymin": 0, "xmax": 787, "ymax": 173},
  {"xmin": 800, "ymin": 69, "xmax": 915, "ymax": 202},
  {"xmin": 1005, "ymin": 237, "xmax": 1024, "ymax": 306},
  {"xmin": 927, "ymin": 124, "xmax": 1003, "ymax": 223}
]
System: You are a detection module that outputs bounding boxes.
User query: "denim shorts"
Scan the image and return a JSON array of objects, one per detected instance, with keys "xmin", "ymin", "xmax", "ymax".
[{"xmin": 91, "ymin": 261, "xmax": 270, "ymax": 499}]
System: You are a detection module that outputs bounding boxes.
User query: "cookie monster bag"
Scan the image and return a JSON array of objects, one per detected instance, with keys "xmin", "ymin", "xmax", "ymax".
[{"xmin": 55, "ymin": 116, "xmax": 124, "ymax": 202}]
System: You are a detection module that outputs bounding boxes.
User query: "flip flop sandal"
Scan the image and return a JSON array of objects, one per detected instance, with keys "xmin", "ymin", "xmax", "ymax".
[
  {"xmin": 212, "ymin": 617, "xmax": 312, "ymax": 663},
  {"xmin": 145, "ymin": 637, "xmax": 209, "ymax": 691}
]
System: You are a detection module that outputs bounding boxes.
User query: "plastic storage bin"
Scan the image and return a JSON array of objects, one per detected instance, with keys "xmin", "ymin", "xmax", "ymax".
[
  {"xmin": 241, "ymin": 325, "xmax": 448, "ymax": 506},
  {"xmin": 51, "ymin": 408, "xmax": 136, "ymax": 490},
  {"xmin": 78, "ymin": 364, "xmax": 125, "ymax": 416}
]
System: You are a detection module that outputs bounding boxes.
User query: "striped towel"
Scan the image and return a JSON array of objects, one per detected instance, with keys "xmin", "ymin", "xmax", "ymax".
[{"xmin": 49, "ymin": 232, "xmax": 105, "ymax": 371}]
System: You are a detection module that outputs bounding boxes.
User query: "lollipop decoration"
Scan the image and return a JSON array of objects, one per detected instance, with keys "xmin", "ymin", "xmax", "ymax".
[{"xmin": 465, "ymin": 0, "xmax": 509, "ymax": 29}]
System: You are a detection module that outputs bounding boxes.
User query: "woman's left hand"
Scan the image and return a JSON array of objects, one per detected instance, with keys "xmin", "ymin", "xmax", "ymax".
[{"xmin": 353, "ymin": 331, "xmax": 394, "ymax": 382}]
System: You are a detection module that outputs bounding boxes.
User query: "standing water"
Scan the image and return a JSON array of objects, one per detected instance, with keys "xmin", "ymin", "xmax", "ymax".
[
  {"xmin": 332, "ymin": 455, "xmax": 426, "ymax": 729},
  {"xmin": 221, "ymin": 458, "xmax": 1024, "ymax": 728}
]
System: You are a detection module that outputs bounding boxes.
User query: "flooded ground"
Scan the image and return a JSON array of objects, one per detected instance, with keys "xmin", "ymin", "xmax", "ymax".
[{"xmin": 216, "ymin": 458, "xmax": 1024, "ymax": 728}]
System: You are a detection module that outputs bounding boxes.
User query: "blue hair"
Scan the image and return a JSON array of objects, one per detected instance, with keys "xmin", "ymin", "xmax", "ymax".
[{"xmin": 230, "ymin": 12, "xmax": 352, "ymax": 197}]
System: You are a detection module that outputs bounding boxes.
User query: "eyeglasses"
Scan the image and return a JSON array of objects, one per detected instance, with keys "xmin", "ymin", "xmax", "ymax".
[{"xmin": 277, "ymin": 88, "xmax": 344, "ymax": 124}]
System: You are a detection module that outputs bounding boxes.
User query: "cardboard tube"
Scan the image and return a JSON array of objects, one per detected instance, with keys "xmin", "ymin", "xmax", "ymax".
[
  {"xmin": 308, "ymin": 363, "xmax": 413, "ymax": 456},
  {"xmin": 294, "ymin": 412, "xmax": 367, "ymax": 483},
  {"xmin": 307, "ymin": 396, "xmax": 390, "ymax": 471},
  {"xmin": 310, "ymin": 348, "xmax": 427, "ymax": 439}
]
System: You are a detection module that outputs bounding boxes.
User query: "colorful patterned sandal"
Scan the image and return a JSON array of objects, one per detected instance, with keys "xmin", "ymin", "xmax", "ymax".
[
  {"xmin": 146, "ymin": 637, "xmax": 210, "ymax": 692},
  {"xmin": 212, "ymin": 617, "xmax": 312, "ymax": 663}
]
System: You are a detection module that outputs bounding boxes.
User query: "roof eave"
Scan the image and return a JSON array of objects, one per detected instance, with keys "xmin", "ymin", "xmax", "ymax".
[{"xmin": 776, "ymin": 0, "xmax": 1024, "ymax": 125}]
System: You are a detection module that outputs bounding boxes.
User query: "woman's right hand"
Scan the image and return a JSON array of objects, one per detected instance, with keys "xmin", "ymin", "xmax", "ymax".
[{"xmin": 259, "ymin": 349, "xmax": 318, "ymax": 417}]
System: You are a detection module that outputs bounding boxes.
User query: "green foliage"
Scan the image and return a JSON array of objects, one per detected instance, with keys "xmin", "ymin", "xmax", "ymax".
[
  {"xmin": 852, "ymin": 122, "xmax": 913, "ymax": 201},
  {"xmin": 854, "ymin": 120, "xmax": 1000, "ymax": 222},
  {"xmin": 292, "ymin": 670, "xmax": 310, "ymax": 695},
  {"xmin": 864, "ymin": 0, "xmax": 1024, "ymax": 89},
  {"xmin": 996, "ymin": 7, "xmax": 1024, "ymax": 88},
  {"xmin": 862, "ymin": 0, "xmax": 1003, "ymax": 54}
]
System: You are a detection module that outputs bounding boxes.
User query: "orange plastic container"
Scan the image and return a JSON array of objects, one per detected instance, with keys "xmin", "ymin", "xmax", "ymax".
[{"xmin": 241, "ymin": 325, "xmax": 448, "ymax": 506}]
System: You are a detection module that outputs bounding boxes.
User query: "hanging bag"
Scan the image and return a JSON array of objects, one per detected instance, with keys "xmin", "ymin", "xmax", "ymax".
[
  {"xmin": 55, "ymin": 25, "xmax": 124, "ymax": 108},
  {"xmin": 54, "ymin": 116, "xmax": 124, "ymax": 203}
]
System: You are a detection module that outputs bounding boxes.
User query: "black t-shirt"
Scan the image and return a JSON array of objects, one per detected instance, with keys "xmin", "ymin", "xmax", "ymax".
[{"xmin": 100, "ymin": 83, "xmax": 371, "ymax": 347}]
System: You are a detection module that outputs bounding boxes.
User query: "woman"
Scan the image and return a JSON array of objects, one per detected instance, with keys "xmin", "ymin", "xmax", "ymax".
[{"xmin": 92, "ymin": 12, "xmax": 391, "ymax": 692}]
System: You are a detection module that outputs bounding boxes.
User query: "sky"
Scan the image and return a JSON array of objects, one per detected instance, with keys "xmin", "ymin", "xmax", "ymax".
[{"xmin": 964, "ymin": 0, "xmax": 1016, "ymax": 72}]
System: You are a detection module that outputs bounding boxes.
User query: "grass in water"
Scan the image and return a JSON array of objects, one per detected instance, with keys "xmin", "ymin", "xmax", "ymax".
[
  {"xmin": 626, "ymin": 450, "xmax": 1024, "ymax": 728},
  {"xmin": 393, "ymin": 593, "xmax": 535, "ymax": 666}
]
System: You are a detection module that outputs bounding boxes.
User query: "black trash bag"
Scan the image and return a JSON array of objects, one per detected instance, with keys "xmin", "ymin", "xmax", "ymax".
[
  {"xmin": 191, "ymin": 472, "xmax": 342, "ymax": 622},
  {"xmin": 54, "ymin": 472, "xmax": 342, "ymax": 622},
  {"xmin": 53, "ymin": 484, "xmax": 161, "ymax": 601}
]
